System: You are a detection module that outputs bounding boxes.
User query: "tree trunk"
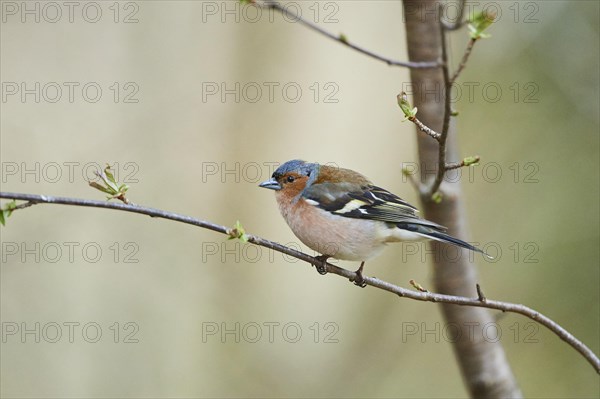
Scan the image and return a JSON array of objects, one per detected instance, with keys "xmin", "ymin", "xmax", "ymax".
[{"xmin": 402, "ymin": 1, "xmax": 522, "ymax": 397}]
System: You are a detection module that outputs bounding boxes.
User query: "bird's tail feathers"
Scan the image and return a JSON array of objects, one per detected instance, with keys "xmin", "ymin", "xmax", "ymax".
[{"xmin": 397, "ymin": 223, "xmax": 493, "ymax": 259}]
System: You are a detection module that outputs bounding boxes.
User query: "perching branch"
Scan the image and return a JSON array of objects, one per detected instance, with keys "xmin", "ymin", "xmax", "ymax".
[
  {"xmin": 254, "ymin": 0, "xmax": 439, "ymax": 69},
  {"xmin": 1, "ymin": 191, "xmax": 599, "ymax": 374}
]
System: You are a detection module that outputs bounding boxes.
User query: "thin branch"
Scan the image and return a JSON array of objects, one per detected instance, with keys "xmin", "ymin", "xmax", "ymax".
[
  {"xmin": 426, "ymin": 14, "xmax": 453, "ymax": 198},
  {"xmin": 476, "ymin": 283, "xmax": 486, "ymax": 302},
  {"xmin": 402, "ymin": 167, "xmax": 426, "ymax": 195},
  {"xmin": 258, "ymin": 1, "xmax": 439, "ymax": 69},
  {"xmin": 406, "ymin": 2, "xmax": 516, "ymax": 394},
  {"xmin": 1, "ymin": 191, "xmax": 599, "ymax": 374},
  {"xmin": 449, "ymin": 8, "xmax": 496, "ymax": 83},
  {"xmin": 398, "ymin": 92, "xmax": 442, "ymax": 143},
  {"xmin": 13, "ymin": 201, "xmax": 36, "ymax": 211},
  {"xmin": 441, "ymin": 0, "xmax": 467, "ymax": 31},
  {"xmin": 399, "ymin": 90, "xmax": 479, "ymax": 193},
  {"xmin": 402, "ymin": 6, "xmax": 483, "ymax": 197},
  {"xmin": 445, "ymin": 155, "xmax": 480, "ymax": 171},
  {"xmin": 408, "ymin": 116, "xmax": 442, "ymax": 141},
  {"xmin": 450, "ymin": 37, "xmax": 477, "ymax": 83}
]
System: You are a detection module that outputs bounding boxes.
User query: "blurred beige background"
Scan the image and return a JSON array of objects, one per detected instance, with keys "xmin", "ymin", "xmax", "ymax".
[{"xmin": 1, "ymin": 1, "xmax": 598, "ymax": 397}]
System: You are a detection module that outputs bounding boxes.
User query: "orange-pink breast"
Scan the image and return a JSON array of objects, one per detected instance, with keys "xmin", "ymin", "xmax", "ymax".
[{"xmin": 275, "ymin": 194, "xmax": 389, "ymax": 261}]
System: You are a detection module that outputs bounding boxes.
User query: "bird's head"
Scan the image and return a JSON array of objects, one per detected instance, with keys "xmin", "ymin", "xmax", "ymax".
[{"xmin": 259, "ymin": 159, "xmax": 320, "ymax": 198}]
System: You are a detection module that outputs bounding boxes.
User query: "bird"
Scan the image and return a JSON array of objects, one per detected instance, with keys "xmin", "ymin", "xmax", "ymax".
[{"xmin": 259, "ymin": 159, "xmax": 489, "ymax": 286}]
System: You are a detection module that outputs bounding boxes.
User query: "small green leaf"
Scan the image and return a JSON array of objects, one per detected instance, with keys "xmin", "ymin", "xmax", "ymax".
[
  {"xmin": 228, "ymin": 220, "xmax": 248, "ymax": 242},
  {"xmin": 397, "ymin": 92, "xmax": 418, "ymax": 121},
  {"xmin": 101, "ymin": 172, "xmax": 119, "ymax": 192},
  {"xmin": 468, "ymin": 10, "xmax": 495, "ymax": 39},
  {"xmin": 104, "ymin": 165, "xmax": 117, "ymax": 185},
  {"xmin": 432, "ymin": 191, "xmax": 443, "ymax": 204},
  {"xmin": 89, "ymin": 181, "xmax": 113, "ymax": 195},
  {"xmin": 339, "ymin": 33, "xmax": 348, "ymax": 44},
  {"xmin": 463, "ymin": 156, "xmax": 480, "ymax": 167},
  {"xmin": 89, "ymin": 164, "xmax": 131, "ymax": 203},
  {"xmin": 5, "ymin": 200, "xmax": 17, "ymax": 215},
  {"xmin": 0, "ymin": 200, "xmax": 17, "ymax": 226}
]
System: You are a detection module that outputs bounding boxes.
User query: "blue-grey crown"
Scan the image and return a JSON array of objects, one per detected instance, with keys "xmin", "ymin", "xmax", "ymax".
[
  {"xmin": 272, "ymin": 160, "xmax": 320, "ymax": 195},
  {"xmin": 272, "ymin": 159, "xmax": 317, "ymax": 178}
]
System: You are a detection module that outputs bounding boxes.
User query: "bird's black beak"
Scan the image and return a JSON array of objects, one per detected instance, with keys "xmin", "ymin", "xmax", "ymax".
[{"xmin": 259, "ymin": 178, "xmax": 282, "ymax": 191}]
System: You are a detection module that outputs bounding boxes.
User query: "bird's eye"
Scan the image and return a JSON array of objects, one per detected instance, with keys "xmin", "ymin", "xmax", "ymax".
[{"xmin": 286, "ymin": 175, "xmax": 295, "ymax": 183}]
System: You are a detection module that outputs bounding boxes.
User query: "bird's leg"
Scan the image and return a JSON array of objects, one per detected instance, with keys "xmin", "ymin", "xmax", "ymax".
[
  {"xmin": 351, "ymin": 261, "xmax": 367, "ymax": 288},
  {"xmin": 313, "ymin": 255, "xmax": 329, "ymax": 275}
]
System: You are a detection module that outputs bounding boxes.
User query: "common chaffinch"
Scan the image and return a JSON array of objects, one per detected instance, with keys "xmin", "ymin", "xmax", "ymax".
[{"xmin": 259, "ymin": 159, "xmax": 488, "ymax": 286}]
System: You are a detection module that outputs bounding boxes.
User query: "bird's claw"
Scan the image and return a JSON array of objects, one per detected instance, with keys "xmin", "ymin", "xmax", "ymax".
[
  {"xmin": 352, "ymin": 274, "xmax": 367, "ymax": 288},
  {"xmin": 314, "ymin": 255, "xmax": 329, "ymax": 275},
  {"xmin": 350, "ymin": 262, "xmax": 367, "ymax": 288}
]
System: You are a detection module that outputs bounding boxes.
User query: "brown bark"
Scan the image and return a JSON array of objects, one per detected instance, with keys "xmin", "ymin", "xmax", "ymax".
[{"xmin": 402, "ymin": 1, "xmax": 522, "ymax": 397}]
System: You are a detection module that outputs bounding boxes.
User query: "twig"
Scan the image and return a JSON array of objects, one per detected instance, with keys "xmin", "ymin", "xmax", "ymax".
[
  {"xmin": 441, "ymin": 0, "xmax": 467, "ymax": 31},
  {"xmin": 476, "ymin": 283, "xmax": 486, "ymax": 302},
  {"xmin": 402, "ymin": 167, "xmax": 425, "ymax": 195},
  {"xmin": 425, "ymin": 13, "xmax": 453, "ymax": 198},
  {"xmin": 450, "ymin": 38, "xmax": 477, "ymax": 83},
  {"xmin": 1, "ymin": 191, "xmax": 599, "ymax": 374},
  {"xmin": 400, "ymin": 89, "xmax": 479, "ymax": 194},
  {"xmin": 401, "ymin": 6, "xmax": 485, "ymax": 197},
  {"xmin": 398, "ymin": 92, "xmax": 442, "ymax": 142},
  {"xmin": 258, "ymin": 1, "xmax": 439, "ymax": 69},
  {"xmin": 449, "ymin": 8, "xmax": 495, "ymax": 83},
  {"xmin": 409, "ymin": 116, "xmax": 442, "ymax": 141},
  {"xmin": 13, "ymin": 201, "xmax": 36, "ymax": 211},
  {"xmin": 445, "ymin": 155, "xmax": 480, "ymax": 171}
]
